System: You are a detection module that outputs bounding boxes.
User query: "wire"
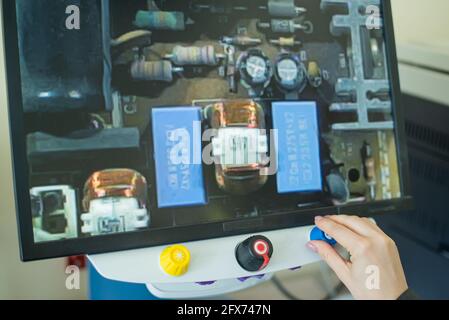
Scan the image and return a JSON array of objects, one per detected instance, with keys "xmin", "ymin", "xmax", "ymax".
[
  {"xmin": 271, "ymin": 265, "xmax": 348, "ymax": 300},
  {"xmin": 321, "ymin": 281, "xmax": 346, "ymax": 300},
  {"xmin": 271, "ymin": 275, "xmax": 302, "ymax": 300}
]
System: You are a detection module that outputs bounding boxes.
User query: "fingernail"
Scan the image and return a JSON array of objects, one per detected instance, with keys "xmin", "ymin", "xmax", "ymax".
[
  {"xmin": 315, "ymin": 216, "xmax": 324, "ymax": 222},
  {"xmin": 306, "ymin": 242, "xmax": 318, "ymax": 253}
]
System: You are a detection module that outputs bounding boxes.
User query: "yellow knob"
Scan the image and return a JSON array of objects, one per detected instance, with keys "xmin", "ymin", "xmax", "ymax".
[{"xmin": 160, "ymin": 245, "xmax": 191, "ymax": 277}]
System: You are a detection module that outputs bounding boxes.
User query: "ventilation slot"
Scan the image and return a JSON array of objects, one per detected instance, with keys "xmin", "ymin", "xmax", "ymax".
[
  {"xmin": 406, "ymin": 121, "xmax": 449, "ymax": 155},
  {"xmin": 409, "ymin": 156, "xmax": 449, "ymax": 188}
]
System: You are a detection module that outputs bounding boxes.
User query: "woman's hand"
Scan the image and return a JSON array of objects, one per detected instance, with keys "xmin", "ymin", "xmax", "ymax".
[{"xmin": 306, "ymin": 215, "xmax": 408, "ymax": 300}]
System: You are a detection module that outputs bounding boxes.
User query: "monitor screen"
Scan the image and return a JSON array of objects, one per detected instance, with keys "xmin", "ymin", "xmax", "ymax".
[{"xmin": 3, "ymin": 0, "xmax": 412, "ymax": 261}]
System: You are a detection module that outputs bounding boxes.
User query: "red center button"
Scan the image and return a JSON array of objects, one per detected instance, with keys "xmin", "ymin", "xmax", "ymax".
[
  {"xmin": 236, "ymin": 236, "xmax": 274, "ymax": 272},
  {"xmin": 254, "ymin": 240, "xmax": 269, "ymax": 255}
]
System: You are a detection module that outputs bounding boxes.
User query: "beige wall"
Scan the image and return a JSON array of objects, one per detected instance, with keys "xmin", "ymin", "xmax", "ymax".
[
  {"xmin": 391, "ymin": 0, "xmax": 449, "ymax": 46},
  {"xmin": 0, "ymin": 0, "xmax": 448, "ymax": 300},
  {"xmin": 0, "ymin": 4, "xmax": 87, "ymax": 300}
]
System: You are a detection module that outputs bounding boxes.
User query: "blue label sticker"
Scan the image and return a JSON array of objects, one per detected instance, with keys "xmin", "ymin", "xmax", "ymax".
[
  {"xmin": 272, "ymin": 101, "xmax": 322, "ymax": 193},
  {"xmin": 152, "ymin": 107, "xmax": 207, "ymax": 208}
]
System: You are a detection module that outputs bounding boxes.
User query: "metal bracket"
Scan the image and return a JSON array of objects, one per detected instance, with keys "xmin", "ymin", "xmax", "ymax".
[{"xmin": 321, "ymin": 0, "xmax": 393, "ymax": 131}]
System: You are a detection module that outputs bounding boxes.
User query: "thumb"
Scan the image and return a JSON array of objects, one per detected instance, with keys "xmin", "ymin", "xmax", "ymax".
[{"xmin": 307, "ymin": 241, "xmax": 350, "ymax": 283}]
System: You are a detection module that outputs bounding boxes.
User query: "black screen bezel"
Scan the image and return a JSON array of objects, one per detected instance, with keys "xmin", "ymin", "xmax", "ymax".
[{"xmin": 2, "ymin": 0, "xmax": 413, "ymax": 261}]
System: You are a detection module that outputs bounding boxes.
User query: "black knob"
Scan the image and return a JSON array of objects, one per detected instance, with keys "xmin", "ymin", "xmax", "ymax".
[{"xmin": 235, "ymin": 235, "xmax": 273, "ymax": 272}]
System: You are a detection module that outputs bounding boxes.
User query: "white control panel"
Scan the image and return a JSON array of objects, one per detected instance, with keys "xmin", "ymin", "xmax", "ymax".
[
  {"xmin": 88, "ymin": 225, "xmax": 322, "ymax": 285},
  {"xmin": 147, "ymin": 275, "xmax": 275, "ymax": 299}
]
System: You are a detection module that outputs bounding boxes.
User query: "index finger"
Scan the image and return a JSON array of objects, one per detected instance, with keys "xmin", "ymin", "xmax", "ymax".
[
  {"xmin": 327, "ymin": 215, "xmax": 379, "ymax": 237},
  {"xmin": 315, "ymin": 216, "xmax": 364, "ymax": 253}
]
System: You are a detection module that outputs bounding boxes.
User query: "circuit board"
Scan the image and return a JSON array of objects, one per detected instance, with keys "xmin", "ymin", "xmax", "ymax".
[{"xmin": 5, "ymin": 0, "xmax": 410, "ymax": 260}]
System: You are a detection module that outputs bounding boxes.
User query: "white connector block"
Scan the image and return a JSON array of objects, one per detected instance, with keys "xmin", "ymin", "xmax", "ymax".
[
  {"xmin": 212, "ymin": 128, "xmax": 268, "ymax": 166},
  {"xmin": 81, "ymin": 197, "xmax": 149, "ymax": 235},
  {"xmin": 30, "ymin": 185, "xmax": 78, "ymax": 242}
]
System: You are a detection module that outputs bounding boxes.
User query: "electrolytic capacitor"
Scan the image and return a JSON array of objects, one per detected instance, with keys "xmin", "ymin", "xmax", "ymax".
[
  {"xmin": 130, "ymin": 60, "xmax": 183, "ymax": 82},
  {"xmin": 274, "ymin": 53, "xmax": 307, "ymax": 93},
  {"xmin": 165, "ymin": 45, "xmax": 224, "ymax": 66},
  {"xmin": 326, "ymin": 172, "xmax": 350, "ymax": 204},
  {"xmin": 237, "ymin": 49, "xmax": 273, "ymax": 97},
  {"xmin": 134, "ymin": 10, "xmax": 186, "ymax": 31}
]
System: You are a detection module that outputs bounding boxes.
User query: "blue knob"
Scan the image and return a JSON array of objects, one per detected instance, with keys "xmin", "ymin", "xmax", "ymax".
[{"xmin": 310, "ymin": 227, "xmax": 337, "ymax": 246}]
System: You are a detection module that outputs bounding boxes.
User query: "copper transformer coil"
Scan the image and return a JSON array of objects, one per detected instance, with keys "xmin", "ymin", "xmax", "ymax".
[
  {"xmin": 209, "ymin": 100, "xmax": 265, "ymax": 129},
  {"xmin": 207, "ymin": 100, "xmax": 269, "ymax": 195},
  {"xmin": 82, "ymin": 169, "xmax": 148, "ymax": 211}
]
